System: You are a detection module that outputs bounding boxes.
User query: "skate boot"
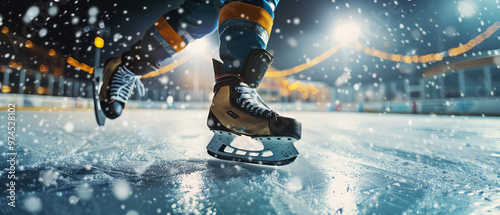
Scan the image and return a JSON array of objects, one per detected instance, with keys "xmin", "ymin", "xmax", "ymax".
[
  {"xmin": 206, "ymin": 49, "xmax": 302, "ymax": 166},
  {"xmin": 99, "ymin": 41, "xmax": 160, "ymax": 119}
]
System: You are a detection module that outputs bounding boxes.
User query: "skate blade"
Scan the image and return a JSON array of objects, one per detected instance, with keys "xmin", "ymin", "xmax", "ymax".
[
  {"xmin": 206, "ymin": 131, "xmax": 299, "ymax": 166},
  {"xmin": 92, "ymin": 68, "xmax": 106, "ymax": 126}
]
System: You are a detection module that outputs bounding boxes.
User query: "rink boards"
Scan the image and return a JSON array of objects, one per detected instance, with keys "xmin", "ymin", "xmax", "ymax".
[
  {"xmin": 337, "ymin": 98, "xmax": 500, "ymax": 116},
  {"xmin": 0, "ymin": 93, "xmax": 499, "ymax": 115}
]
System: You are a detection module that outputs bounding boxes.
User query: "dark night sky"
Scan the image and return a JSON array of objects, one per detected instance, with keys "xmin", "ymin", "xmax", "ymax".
[{"xmin": 1, "ymin": 0, "xmax": 499, "ymax": 88}]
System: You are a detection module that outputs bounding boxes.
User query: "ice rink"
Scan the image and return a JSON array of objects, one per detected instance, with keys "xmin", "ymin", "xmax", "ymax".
[{"xmin": 2, "ymin": 109, "xmax": 500, "ymax": 214}]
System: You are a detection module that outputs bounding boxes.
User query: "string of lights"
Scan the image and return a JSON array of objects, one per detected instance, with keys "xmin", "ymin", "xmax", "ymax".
[
  {"xmin": 264, "ymin": 21, "xmax": 500, "ymax": 99},
  {"xmin": 279, "ymin": 78, "xmax": 319, "ymax": 100},
  {"xmin": 66, "ymin": 57, "xmax": 94, "ymax": 74},
  {"xmin": 141, "ymin": 53, "xmax": 194, "ymax": 79},
  {"xmin": 265, "ymin": 44, "xmax": 342, "ymax": 78},
  {"xmin": 2, "ymin": 21, "xmax": 499, "ymax": 87},
  {"xmin": 264, "ymin": 21, "xmax": 500, "ymax": 79},
  {"xmin": 356, "ymin": 21, "xmax": 500, "ymax": 65}
]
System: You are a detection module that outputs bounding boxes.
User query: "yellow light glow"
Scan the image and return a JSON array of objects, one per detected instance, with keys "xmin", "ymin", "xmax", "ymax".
[
  {"xmin": 1, "ymin": 85, "xmax": 11, "ymax": 93},
  {"xmin": 353, "ymin": 43, "xmax": 363, "ymax": 50},
  {"xmin": 287, "ymin": 81, "xmax": 301, "ymax": 91},
  {"xmin": 282, "ymin": 80, "xmax": 289, "ymax": 87},
  {"xmin": 434, "ymin": 53, "xmax": 443, "ymax": 61},
  {"xmin": 39, "ymin": 64, "xmax": 49, "ymax": 73},
  {"xmin": 25, "ymin": 40, "xmax": 33, "ymax": 48},
  {"xmin": 298, "ymin": 85, "xmax": 307, "ymax": 92},
  {"xmin": 37, "ymin": 87, "xmax": 46, "ymax": 95},
  {"xmin": 311, "ymin": 88, "xmax": 319, "ymax": 95},
  {"xmin": 142, "ymin": 53, "xmax": 193, "ymax": 79},
  {"xmin": 48, "ymin": 49, "xmax": 56, "ymax": 57},
  {"xmin": 8, "ymin": 60, "xmax": 21, "ymax": 69},
  {"xmin": 265, "ymin": 45, "xmax": 341, "ymax": 78},
  {"xmin": 403, "ymin": 56, "xmax": 412, "ymax": 64},
  {"xmin": 67, "ymin": 57, "xmax": 79, "ymax": 67},
  {"xmin": 2, "ymin": 26, "xmax": 8, "ymax": 34},
  {"xmin": 412, "ymin": 56, "xmax": 419, "ymax": 63},
  {"xmin": 81, "ymin": 63, "xmax": 94, "ymax": 74},
  {"xmin": 94, "ymin": 37, "xmax": 104, "ymax": 48},
  {"xmin": 54, "ymin": 68, "xmax": 61, "ymax": 76},
  {"xmin": 0, "ymin": 65, "xmax": 5, "ymax": 73},
  {"xmin": 67, "ymin": 57, "xmax": 94, "ymax": 74}
]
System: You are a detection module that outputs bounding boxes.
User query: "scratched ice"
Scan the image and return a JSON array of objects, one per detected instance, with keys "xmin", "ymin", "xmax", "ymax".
[{"xmin": 1, "ymin": 110, "xmax": 499, "ymax": 214}]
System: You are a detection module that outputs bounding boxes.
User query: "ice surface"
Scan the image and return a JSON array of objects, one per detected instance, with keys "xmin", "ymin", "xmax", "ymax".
[{"xmin": 1, "ymin": 110, "xmax": 499, "ymax": 214}]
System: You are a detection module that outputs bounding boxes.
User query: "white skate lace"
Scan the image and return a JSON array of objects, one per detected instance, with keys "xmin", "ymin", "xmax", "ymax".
[
  {"xmin": 109, "ymin": 66, "xmax": 145, "ymax": 103},
  {"xmin": 235, "ymin": 83, "xmax": 274, "ymax": 117}
]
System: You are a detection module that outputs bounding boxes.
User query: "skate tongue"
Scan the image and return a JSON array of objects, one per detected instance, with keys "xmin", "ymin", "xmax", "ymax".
[{"xmin": 230, "ymin": 135, "xmax": 264, "ymax": 151}]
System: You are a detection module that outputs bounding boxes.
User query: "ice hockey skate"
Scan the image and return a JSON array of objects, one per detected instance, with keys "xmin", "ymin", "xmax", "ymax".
[
  {"xmin": 95, "ymin": 42, "xmax": 160, "ymax": 125},
  {"xmin": 206, "ymin": 50, "xmax": 302, "ymax": 166}
]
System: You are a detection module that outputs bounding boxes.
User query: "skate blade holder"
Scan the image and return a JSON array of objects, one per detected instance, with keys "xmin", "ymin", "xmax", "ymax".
[{"xmin": 207, "ymin": 131, "xmax": 299, "ymax": 166}]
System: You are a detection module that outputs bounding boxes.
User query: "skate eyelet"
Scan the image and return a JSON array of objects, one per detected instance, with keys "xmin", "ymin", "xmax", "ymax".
[{"xmin": 236, "ymin": 98, "xmax": 241, "ymax": 103}]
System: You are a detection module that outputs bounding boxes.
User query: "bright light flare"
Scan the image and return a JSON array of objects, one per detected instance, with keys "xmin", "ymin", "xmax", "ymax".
[
  {"xmin": 334, "ymin": 21, "xmax": 361, "ymax": 44},
  {"xmin": 458, "ymin": 1, "xmax": 477, "ymax": 18},
  {"xmin": 187, "ymin": 38, "xmax": 209, "ymax": 55}
]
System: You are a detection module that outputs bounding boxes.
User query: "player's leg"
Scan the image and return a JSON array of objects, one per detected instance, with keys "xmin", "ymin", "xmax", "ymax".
[
  {"xmin": 218, "ymin": 0, "xmax": 278, "ymax": 77},
  {"xmin": 100, "ymin": 0, "xmax": 220, "ymax": 119},
  {"xmin": 138, "ymin": 0, "xmax": 221, "ymax": 66},
  {"xmin": 207, "ymin": 0, "xmax": 302, "ymax": 165}
]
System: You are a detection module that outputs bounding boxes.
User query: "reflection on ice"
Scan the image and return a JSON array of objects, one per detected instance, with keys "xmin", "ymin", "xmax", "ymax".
[
  {"xmin": 327, "ymin": 173, "xmax": 357, "ymax": 214},
  {"xmin": 3, "ymin": 111, "xmax": 499, "ymax": 214},
  {"xmin": 175, "ymin": 172, "xmax": 206, "ymax": 214}
]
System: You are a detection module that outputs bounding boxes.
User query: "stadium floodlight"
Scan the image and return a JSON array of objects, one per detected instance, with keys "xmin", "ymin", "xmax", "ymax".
[
  {"xmin": 458, "ymin": 0, "xmax": 477, "ymax": 18},
  {"xmin": 334, "ymin": 21, "xmax": 361, "ymax": 44}
]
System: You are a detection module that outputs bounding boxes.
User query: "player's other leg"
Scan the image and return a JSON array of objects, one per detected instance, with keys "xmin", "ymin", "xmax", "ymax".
[
  {"xmin": 100, "ymin": 0, "xmax": 220, "ymax": 119},
  {"xmin": 207, "ymin": 0, "xmax": 302, "ymax": 165}
]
